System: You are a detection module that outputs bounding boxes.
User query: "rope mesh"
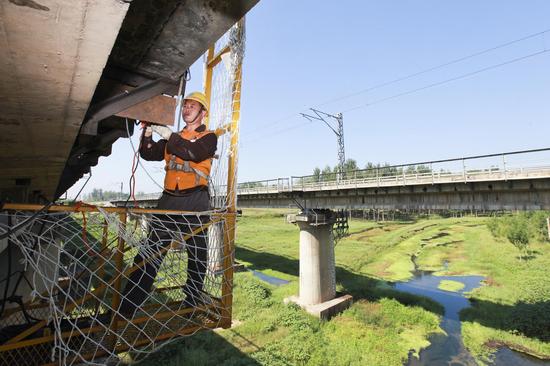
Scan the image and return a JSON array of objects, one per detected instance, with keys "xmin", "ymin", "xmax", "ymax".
[{"xmin": 0, "ymin": 19, "xmax": 245, "ymax": 366}]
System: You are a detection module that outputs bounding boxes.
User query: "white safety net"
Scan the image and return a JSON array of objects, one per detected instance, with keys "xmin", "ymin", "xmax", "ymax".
[{"xmin": 0, "ymin": 207, "xmax": 232, "ymax": 365}]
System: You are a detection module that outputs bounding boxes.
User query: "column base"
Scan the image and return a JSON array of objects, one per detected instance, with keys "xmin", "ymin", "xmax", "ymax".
[{"xmin": 284, "ymin": 293, "xmax": 353, "ymax": 320}]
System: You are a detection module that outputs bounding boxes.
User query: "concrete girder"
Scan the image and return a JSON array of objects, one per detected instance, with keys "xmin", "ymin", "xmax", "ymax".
[
  {"xmin": 0, "ymin": 0, "xmax": 260, "ymax": 201},
  {"xmin": 107, "ymin": 0, "xmax": 258, "ymax": 82},
  {"xmin": 55, "ymin": 0, "xmax": 259, "ymax": 200},
  {"xmin": 237, "ymin": 178, "xmax": 550, "ymax": 211},
  {"xmin": 0, "ymin": 0, "xmax": 130, "ymax": 201}
]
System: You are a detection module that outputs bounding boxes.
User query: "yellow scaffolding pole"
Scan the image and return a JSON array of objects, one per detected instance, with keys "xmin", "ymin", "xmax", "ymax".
[
  {"xmin": 224, "ymin": 18, "xmax": 244, "ymax": 329},
  {"xmin": 201, "ymin": 17, "xmax": 245, "ymax": 329},
  {"xmin": 203, "ymin": 46, "xmax": 215, "ymax": 129}
]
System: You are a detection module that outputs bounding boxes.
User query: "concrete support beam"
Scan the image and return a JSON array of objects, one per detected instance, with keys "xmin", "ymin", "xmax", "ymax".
[{"xmin": 0, "ymin": 0, "xmax": 130, "ymax": 200}]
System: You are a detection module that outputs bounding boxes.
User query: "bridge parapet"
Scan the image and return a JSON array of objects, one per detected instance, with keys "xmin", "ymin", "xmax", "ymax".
[
  {"xmin": 238, "ymin": 149, "xmax": 550, "ymax": 194},
  {"xmin": 237, "ymin": 165, "xmax": 550, "ymax": 195},
  {"xmin": 122, "ymin": 149, "xmax": 550, "ymax": 211}
]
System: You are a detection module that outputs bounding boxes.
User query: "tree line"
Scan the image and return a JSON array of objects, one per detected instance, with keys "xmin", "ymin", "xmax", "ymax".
[
  {"xmin": 82, "ymin": 188, "xmax": 141, "ymax": 202},
  {"xmin": 308, "ymin": 159, "xmax": 433, "ymax": 182}
]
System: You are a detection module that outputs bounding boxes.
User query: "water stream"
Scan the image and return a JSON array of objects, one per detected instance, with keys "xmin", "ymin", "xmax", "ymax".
[
  {"xmin": 250, "ymin": 270, "xmax": 290, "ymax": 286},
  {"xmin": 395, "ymin": 270, "xmax": 548, "ymax": 365},
  {"xmin": 396, "ymin": 272, "xmax": 484, "ymax": 365},
  {"xmin": 249, "ymin": 264, "xmax": 548, "ymax": 365}
]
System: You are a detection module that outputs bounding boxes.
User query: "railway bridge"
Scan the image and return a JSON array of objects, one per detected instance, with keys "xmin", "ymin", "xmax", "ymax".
[{"xmin": 121, "ymin": 148, "xmax": 550, "ymax": 211}]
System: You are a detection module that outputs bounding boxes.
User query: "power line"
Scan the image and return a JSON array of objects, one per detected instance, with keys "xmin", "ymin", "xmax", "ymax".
[
  {"xmin": 315, "ymin": 28, "xmax": 550, "ymax": 108},
  {"xmin": 342, "ymin": 48, "xmax": 550, "ymax": 113},
  {"xmin": 241, "ymin": 111, "xmax": 306, "ymax": 138},
  {"xmin": 241, "ymin": 114, "xmax": 302, "ymax": 140},
  {"xmin": 241, "ymin": 27, "xmax": 550, "ymax": 139},
  {"xmin": 241, "ymin": 120, "xmax": 312, "ymax": 148},
  {"xmin": 242, "ymin": 48, "xmax": 550, "ymax": 144}
]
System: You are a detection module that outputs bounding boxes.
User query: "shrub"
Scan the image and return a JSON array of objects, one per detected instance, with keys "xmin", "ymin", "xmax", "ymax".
[
  {"xmin": 527, "ymin": 211, "xmax": 550, "ymax": 242},
  {"xmin": 487, "ymin": 215, "xmax": 508, "ymax": 238},
  {"xmin": 506, "ymin": 216, "xmax": 530, "ymax": 259},
  {"xmin": 485, "ymin": 212, "xmax": 550, "ymax": 259},
  {"xmin": 277, "ymin": 303, "xmax": 317, "ymax": 332},
  {"xmin": 488, "ymin": 211, "xmax": 550, "ymax": 244},
  {"xmin": 240, "ymin": 279, "xmax": 273, "ymax": 307}
]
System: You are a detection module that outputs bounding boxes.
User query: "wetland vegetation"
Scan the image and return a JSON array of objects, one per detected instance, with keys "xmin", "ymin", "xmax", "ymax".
[{"xmin": 136, "ymin": 209, "xmax": 550, "ymax": 365}]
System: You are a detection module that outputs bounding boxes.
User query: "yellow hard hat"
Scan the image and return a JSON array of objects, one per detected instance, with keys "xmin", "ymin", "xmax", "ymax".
[{"xmin": 183, "ymin": 91, "xmax": 208, "ymax": 112}]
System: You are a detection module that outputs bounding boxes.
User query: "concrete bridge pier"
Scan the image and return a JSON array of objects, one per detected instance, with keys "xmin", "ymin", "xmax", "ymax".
[{"xmin": 285, "ymin": 209, "xmax": 352, "ymax": 319}]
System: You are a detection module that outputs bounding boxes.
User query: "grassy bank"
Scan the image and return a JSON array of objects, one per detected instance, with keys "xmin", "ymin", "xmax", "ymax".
[
  {"xmin": 458, "ymin": 214, "xmax": 550, "ymax": 364},
  {"xmin": 136, "ymin": 209, "xmax": 550, "ymax": 365},
  {"xmin": 438, "ymin": 280, "xmax": 465, "ymax": 292}
]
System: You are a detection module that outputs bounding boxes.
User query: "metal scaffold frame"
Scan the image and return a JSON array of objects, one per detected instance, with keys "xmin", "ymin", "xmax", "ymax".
[{"xmin": 0, "ymin": 203, "xmax": 237, "ymax": 365}]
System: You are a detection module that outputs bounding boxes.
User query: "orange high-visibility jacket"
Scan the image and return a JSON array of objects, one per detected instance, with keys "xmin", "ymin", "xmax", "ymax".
[{"xmin": 163, "ymin": 128, "xmax": 213, "ymax": 191}]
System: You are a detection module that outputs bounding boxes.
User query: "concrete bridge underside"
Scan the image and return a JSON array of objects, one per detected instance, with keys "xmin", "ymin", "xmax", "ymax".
[
  {"xmin": 237, "ymin": 178, "xmax": 550, "ymax": 211},
  {"xmin": 0, "ymin": 0, "xmax": 258, "ymax": 203}
]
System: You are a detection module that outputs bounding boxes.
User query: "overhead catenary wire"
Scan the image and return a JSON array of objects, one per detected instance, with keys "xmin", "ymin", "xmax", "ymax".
[
  {"xmin": 315, "ymin": 28, "xmax": 550, "ymax": 108},
  {"xmin": 341, "ymin": 48, "xmax": 550, "ymax": 113},
  {"xmin": 242, "ymin": 47, "xmax": 550, "ymax": 144},
  {"xmin": 241, "ymin": 119, "xmax": 313, "ymax": 148},
  {"xmin": 71, "ymin": 170, "xmax": 92, "ymax": 203},
  {"xmin": 175, "ymin": 69, "xmax": 191, "ymax": 131},
  {"xmin": 125, "ymin": 128, "xmax": 141, "ymax": 207},
  {"xmin": 241, "ymin": 27, "xmax": 550, "ymax": 141}
]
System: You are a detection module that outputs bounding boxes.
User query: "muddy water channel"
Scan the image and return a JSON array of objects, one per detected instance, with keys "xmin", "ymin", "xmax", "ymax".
[
  {"xmin": 250, "ymin": 270, "xmax": 290, "ymax": 286},
  {"xmin": 395, "ymin": 271, "xmax": 548, "ymax": 365}
]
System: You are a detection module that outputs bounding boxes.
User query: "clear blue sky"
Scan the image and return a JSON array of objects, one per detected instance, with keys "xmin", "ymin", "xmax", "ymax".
[{"xmin": 67, "ymin": 0, "xmax": 550, "ymax": 197}]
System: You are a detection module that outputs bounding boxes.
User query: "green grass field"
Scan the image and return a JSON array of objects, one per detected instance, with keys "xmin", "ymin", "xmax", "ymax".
[{"xmin": 135, "ymin": 209, "xmax": 550, "ymax": 366}]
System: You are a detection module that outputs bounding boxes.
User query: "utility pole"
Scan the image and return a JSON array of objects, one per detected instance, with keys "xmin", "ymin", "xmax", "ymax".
[
  {"xmin": 120, "ymin": 182, "xmax": 123, "ymax": 200},
  {"xmin": 301, "ymin": 108, "xmax": 345, "ymax": 181}
]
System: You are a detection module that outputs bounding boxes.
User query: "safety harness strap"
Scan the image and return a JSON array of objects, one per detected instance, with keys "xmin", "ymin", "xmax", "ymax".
[{"xmin": 166, "ymin": 155, "xmax": 209, "ymax": 185}]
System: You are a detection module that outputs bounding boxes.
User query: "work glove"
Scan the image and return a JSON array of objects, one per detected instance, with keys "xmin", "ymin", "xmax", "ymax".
[{"xmin": 151, "ymin": 125, "xmax": 173, "ymax": 140}]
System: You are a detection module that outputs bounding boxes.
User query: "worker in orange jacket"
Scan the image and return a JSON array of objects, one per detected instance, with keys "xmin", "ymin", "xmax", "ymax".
[{"xmin": 119, "ymin": 92, "xmax": 217, "ymax": 316}]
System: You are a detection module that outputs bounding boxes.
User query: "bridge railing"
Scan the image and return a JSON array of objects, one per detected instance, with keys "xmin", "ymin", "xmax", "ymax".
[
  {"xmin": 236, "ymin": 177, "xmax": 293, "ymax": 194},
  {"xmin": 130, "ymin": 149, "xmax": 550, "ymax": 199},
  {"xmin": 236, "ymin": 148, "xmax": 550, "ymax": 195},
  {"xmin": 286, "ymin": 165, "xmax": 550, "ymax": 193},
  {"xmin": 133, "ymin": 165, "xmax": 550, "ymax": 198}
]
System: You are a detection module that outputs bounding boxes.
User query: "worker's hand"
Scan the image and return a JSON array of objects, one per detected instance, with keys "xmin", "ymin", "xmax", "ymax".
[
  {"xmin": 141, "ymin": 122, "xmax": 152, "ymax": 137},
  {"xmin": 151, "ymin": 125, "xmax": 173, "ymax": 140}
]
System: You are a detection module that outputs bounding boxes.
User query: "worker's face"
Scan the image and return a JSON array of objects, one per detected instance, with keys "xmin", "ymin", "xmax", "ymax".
[{"xmin": 182, "ymin": 100, "xmax": 205, "ymax": 124}]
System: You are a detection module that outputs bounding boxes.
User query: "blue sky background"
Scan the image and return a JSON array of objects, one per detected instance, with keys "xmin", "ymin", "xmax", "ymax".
[{"xmin": 67, "ymin": 0, "xmax": 550, "ymax": 197}]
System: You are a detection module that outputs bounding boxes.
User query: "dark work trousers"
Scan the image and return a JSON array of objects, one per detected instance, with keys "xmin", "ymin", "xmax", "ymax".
[{"xmin": 119, "ymin": 188, "xmax": 210, "ymax": 316}]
